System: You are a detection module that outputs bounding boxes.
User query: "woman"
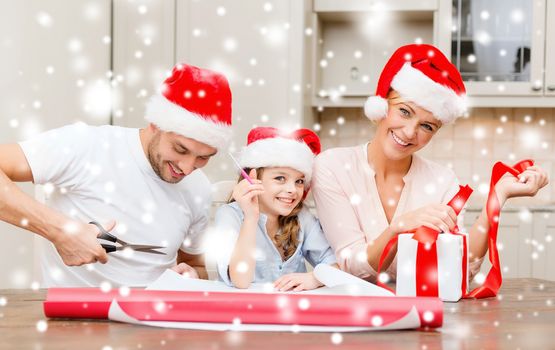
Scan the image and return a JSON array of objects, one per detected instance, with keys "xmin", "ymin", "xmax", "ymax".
[{"xmin": 312, "ymin": 44, "xmax": 548, "ymax": 282}]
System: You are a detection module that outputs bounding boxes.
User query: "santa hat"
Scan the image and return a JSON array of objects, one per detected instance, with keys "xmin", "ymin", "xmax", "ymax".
[
  {"xmin": 145, "ymin": 63, "xmax": 232, "ymax": 150},
  {"xmin": 364, "ymin": 44, "xmax": 467, "ymax": 124},
  {"xmin": 239, "ymin": 127, "xmax": 321, "ymax": 183}
]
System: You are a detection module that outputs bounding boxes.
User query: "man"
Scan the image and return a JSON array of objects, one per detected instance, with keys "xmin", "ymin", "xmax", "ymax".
[{"xmin": 0, "ymin": 63, "xmax": 233, "ymax": 287}]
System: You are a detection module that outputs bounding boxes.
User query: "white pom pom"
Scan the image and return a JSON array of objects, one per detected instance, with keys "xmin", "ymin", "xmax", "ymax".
[{"xmin": 364, "ymin": 96, "xmax": 388, "ymax": 121}]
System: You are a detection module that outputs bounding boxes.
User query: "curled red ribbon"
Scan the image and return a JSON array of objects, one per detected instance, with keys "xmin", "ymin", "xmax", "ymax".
[
  {"xmin": 377, "ymin": 159, "xmax": 534, "ymax": 299},
  {"xmin": 466, "ymin": 159, "xmax": 533, "ymax": 298}
]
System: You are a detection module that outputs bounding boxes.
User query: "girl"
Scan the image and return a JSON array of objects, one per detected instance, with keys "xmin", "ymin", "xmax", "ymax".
[
  {"xmin": 312, "ymin": 44, "xmax": 548, "ymax": 283},
  {"xmin": 215, "ymin": 127, "xmax": 337, "ymax": 291}
]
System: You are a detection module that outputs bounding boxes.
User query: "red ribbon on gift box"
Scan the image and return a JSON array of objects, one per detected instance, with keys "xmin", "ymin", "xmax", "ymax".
[{"xmin": 377, "ymin": 159, "xmax": 534, "ymax": 299}]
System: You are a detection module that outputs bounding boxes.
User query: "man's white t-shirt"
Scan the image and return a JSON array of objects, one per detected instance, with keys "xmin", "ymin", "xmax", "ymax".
[{"xmin": 19, "ymin": 123, "xmax": 212, "ymax": 287}]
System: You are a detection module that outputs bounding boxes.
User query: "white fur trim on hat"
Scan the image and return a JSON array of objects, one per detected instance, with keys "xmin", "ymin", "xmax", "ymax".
[
  {"xmin": 391, "ymin": 63, "xmax": 467, "ymax": 124},
  {"xmin": 145, "ymin": 94, "xmax": 232, "ymax": 150},
  {"xmin": 239, "ymin": 138, "xmax": 315, "ymax": 183},
  {"xmin": 364, "ymin": 95, "xmax": 389, "ymax": 121}
]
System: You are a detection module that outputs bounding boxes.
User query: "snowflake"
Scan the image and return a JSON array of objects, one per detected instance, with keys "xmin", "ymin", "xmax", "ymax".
[
  {"xmin": 36, "ymin": 320, "xmax": 48, "ymax": 332},
  {"xmin": 216, "ymin": 6, "xmax": 226, "ymax": 16},
  {"xmin": 350, "ymin": 194, "xmax": 361, "ymax": 205},
  {"xmin": 223, "ymin": 38, "xmax": 237, "ymax": 52},
  {"xmin": 297, "ymin": 298, "xmax": 310, "ymax": 310},
  {"xmin": 378, "ymin": 272, "xmax": 390, "ymax": 284},
  {"xmin": 100, "ymin": 281, "xmax": 112, "ymax": 293},
  {"xmin": 137, "ymin": 5, "xmax": 148, "ymax": 15},
  {"xmin": 276, "ymin": 295, "xmax": 289, "ymax": 308},
  {"xmin": 423, "ymin": 311, "xmax": 434, "ymax": 322},
  {"xmin": 330, "ymin": 333, "xmax": 343, "ymax": 344},
  {"xmin": 371, "ymin": 315, "xmax": 383, "ymax": 326},
  {"xmin": 119, "ymin": 286, "xmax": 130, "ymax": 297},
  {"xmin": 36, "ymin": 12, "xmax": 53, "ymax": 27},
  {"xmin": 236, "ymin": 261, "xmax": 249, "ymax": 274},
  {"xmin": 355, "ymin": 251, "xmax": 367, "ymax": 263},
  {"xmin": 154, "ymin": 301, "xmax": 167, "ymax": 314},
  {"xmin": 141, "ymin": 212, "xmax": 153, "ymax": 224}
]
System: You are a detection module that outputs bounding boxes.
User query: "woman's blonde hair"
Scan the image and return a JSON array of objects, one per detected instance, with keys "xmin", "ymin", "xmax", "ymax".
[
  {"xmin": 229, "ymin": 167, "xmax": 301, "ymax": 260},
  {"xmin": 367, "ymin": 89, "xmax": 403, "ymax": 125},
  {"xmin": 386, "ymin": 89, "xmax": 404, "ymax": 106}
]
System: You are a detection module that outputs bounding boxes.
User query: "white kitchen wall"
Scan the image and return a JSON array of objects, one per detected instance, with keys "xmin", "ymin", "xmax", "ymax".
[{"xmin": 0, "ymin": 0, "xmax": 111, "ymax": 288}]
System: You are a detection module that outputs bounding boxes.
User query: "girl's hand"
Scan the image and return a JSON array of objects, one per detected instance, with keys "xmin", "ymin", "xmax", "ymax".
[
  {"xmin": 273, "ymin": 272, "xmax": 323, "ymax": 292},
  {"xmin": 390, "ymin": 204, "xmax": 457, "ymax": 234},
  {"xmin": 231, "ymin": 169, "xmax": 264, "ymax": 220},
  {"xmin": 170, "ymin": 262, "xmax": 199, "ymax": 279},
  {"xmin": 495, "ymin": 165, "xmax": 549, "ymax": 204}
]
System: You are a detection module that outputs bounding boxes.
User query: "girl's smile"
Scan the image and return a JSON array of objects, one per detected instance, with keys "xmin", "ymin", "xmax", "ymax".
[{"xmin": 257, "ymin": 167, "xmax": 305, "ymax": 218}]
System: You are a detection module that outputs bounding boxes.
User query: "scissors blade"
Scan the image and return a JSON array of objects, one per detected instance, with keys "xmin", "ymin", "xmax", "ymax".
[
  {"xmin": 132, "ymin": 248, "xmax": 166, "ymax": 255},
  {"xmin": 106, "ymin": 245, "xmax": 166, "ymax": 255},
  {"xmin": 124, "ymin": 244, "xmax": 166, "ymax": 250}
]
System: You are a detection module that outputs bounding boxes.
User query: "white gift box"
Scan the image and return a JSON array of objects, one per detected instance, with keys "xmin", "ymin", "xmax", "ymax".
[{"xmin": 396, "ymin": 233, "xmax": 469, "ymax": 302}]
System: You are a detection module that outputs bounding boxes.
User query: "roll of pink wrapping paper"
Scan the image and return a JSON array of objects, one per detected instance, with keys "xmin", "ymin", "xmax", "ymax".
[{"xmin": 44, "ymin": 288, "xmax": 443, "ymax": 328}]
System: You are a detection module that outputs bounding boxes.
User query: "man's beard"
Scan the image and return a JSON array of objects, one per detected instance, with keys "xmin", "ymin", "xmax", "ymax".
[{"xmin": 147, "ymin": 133, "xmax": 182, "ymax": 184}]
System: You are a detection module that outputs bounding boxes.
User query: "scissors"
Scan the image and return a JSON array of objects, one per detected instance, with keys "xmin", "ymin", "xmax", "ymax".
[{"xmin": 89, "ymin": 221, "xmax": 167, "ymax": 255}]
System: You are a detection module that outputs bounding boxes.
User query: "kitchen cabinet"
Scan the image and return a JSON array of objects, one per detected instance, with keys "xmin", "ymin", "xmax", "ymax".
[
  {"xmin": 531, "ymin": 210, "xmax": 555, "ymax": 281},
  {"xmin": 464, "ymin": 207, "xmax": 554, "ymax": 281},
  {"xmin": 545, "ymin": 0, "xmax": 555, "ymax": 98},
  {"xmin": 311, "ymin": 0, "xmax": 452, "ymax": 107},
  {"xmin": 451, "ymin": 0, "xmax": 555, "ymax": 107}
]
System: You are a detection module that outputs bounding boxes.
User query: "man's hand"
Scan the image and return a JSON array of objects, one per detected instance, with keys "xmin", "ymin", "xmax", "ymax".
[
  {"xmin": 171, "ymin": 262, "xmax": 200, "ymax": 279},
  {"xmin": 51, "ymin": 221, "xmax": 114, "ymax": 266}
]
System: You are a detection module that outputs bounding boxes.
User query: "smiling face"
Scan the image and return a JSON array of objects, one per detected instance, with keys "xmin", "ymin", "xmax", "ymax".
[
  {"xmin": 257, "ymin": 167, "xmax": 305, "ymax": 218},
  {"xmin": 375, "ymin": 90, "xmax": 442, "ymax": 161},
  {"xmin": 146, "ymin": 124, "xmax": 217, "ymax": 183}
]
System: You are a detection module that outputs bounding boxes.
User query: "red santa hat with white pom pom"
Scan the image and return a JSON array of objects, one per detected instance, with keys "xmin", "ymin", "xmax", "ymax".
[
  {"xmin": 239, "ymin": 127, "xmax": 321, "ymax": 184},
  {"xmin": 145, "ymin": 63, "xmax": 233, "ymax": 150},
  {"xmin": 364, "ymin": 44, "xmax": 467, "ymax": 124}
]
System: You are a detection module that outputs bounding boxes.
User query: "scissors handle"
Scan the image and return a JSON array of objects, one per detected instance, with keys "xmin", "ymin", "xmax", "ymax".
[
  {"xmin": 101, "ymin": 243, "xmax": 117, "ymax": 253},
  {"xmin": 89, "ymin": 221, "xmax": 117, "ymax": 243}
]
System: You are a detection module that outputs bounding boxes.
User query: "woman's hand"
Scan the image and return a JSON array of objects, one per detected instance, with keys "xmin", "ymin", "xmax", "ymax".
[
  {"xmin": 390, "ymin": 204, "xmax": 457, "ymax": 234},
  {"xmin": 273, "ymin": 272, "xmax": 323, "ymax": 292},
  {"xmin": 231, "ymin": 169, "xmax": 265, "ymax": 220},
  {"xmin": 495, "ymin": 165, "xmax": 549, "ymax": 204}
]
